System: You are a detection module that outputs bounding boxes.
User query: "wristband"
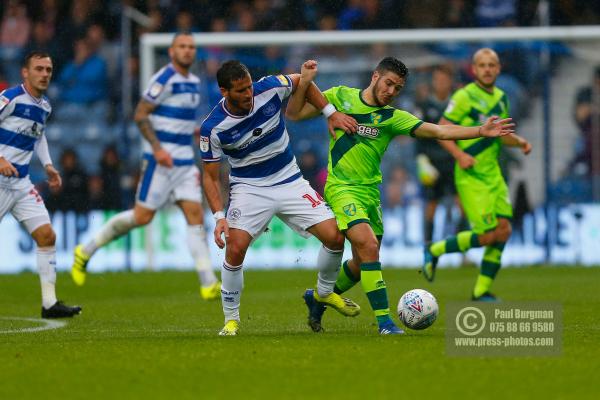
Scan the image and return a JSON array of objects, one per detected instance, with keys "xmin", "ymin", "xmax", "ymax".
[
  {"xmin": 213, "ymin": 211, "xmax": 226, "ymax": 221},
  {"xmin": 322, "ymin": 103, "xmax": 336, "ymax": 118}
]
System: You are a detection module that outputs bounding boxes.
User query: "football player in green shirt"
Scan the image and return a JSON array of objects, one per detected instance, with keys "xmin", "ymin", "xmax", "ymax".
[
  {"xmin": 423, "ymin": 48, "xmax": 532, "ymax": 301},
  {"xmin": 286, "ymin": 56, "xmax": 515, "ymax": 334}
]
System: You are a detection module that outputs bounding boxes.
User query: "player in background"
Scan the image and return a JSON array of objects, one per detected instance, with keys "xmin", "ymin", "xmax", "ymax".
[
  {"xmin": 0, "ymin": 52, "xmax": 81, "ymax": 318},
  {"xmin": 414, "ymin": 65, "xmax": 467, "ymax": 243},
  {"xmin": 201, "ymin": 60, "xmax": 360, "ymax": 336},
  {"xmin": 422, "ymin": 48, "xmax": 532, "ymax": 301},
  {"xmin": 286, "ymin": 57, "xmax": 514, "ymax": 334},
  {"xmin": 71, "ymin": 33, "xmax": 221, "ymax": 300}
]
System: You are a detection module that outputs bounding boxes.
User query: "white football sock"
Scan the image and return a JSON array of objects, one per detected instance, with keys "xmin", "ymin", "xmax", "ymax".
[
  {"xmin": 187, "ymin": 225, "xmax": 218, "ymax": 286},
  {"xmin": 37, "ymin": 246, "xmax": 57, "ymax": 309},
  {"xmin": 316, "ymin": 245, "xmax": 343, "ymax": 298},
  {"xmin": 221, "ymin": 261, "xmax": 243, "ymax": 322},
  {"xmin": 84, "ymin": 210, "xmax": 137, "ymax": 255}
]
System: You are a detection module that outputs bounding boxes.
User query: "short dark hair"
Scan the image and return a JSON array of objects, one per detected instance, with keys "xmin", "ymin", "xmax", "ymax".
[
  {"xmin": 171, "ymin": 31, "xmax": 193, "ymax": 46},
  {"xmin": 217, "ymin": 60, "xmax": 250, "ymax": 89},
  {"xmin": 22, "ymin": 51, "xmax": 51, "ymax": 68},
  {"xmin": 433, "ymin": 64, "xmax": 454, "ymax": 77},
  {"xmin": 375, "ymin": 57, "xmax": 408, "ymax": 79}
]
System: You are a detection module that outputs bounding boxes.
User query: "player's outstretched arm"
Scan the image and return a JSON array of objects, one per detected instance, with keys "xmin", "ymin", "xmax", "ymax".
[
  {"xmin": 501, "ymin": 133, "xmax": 532, "ymax": 155},
  {"xmin": 134, "ymin": 99, "xmax": 173, "ymax": 168},
  {"xmin": 202, "ymin": 161, "xmax": 228, "ymax": 249},
  {"xmin": 285, "ymin": 60, "xmax": 357, "ymax": 138},
  {"xmin": 414, "ymin": 116, "xmax": 514, "ymax": 140},
  {"xmin": 434, "ymin": 117, "xmax": 476, "ymax": 169},
  {"xmin": 285, "ymin": 60, "xmax": 321, "ymax": 121}
]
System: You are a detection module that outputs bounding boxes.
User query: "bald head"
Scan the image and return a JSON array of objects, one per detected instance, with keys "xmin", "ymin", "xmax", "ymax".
[
  {"xmin": 169, "ymin": 32, "xmax": 196, "ymax": 70},
  {"xmin": 472, "ymin": 48, "xmax": 500, "ymax": 65},
  {"xmin": 471, "ymin": 48, "xmax": 501, "ymax": 91}
]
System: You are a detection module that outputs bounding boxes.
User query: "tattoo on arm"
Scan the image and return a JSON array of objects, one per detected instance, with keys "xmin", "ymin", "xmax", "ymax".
[{"xmin": 137, "ymin": 117, "xmax": 160, "ymax": 150}]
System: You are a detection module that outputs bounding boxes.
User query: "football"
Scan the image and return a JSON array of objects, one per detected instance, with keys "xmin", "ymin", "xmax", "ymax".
[{"xmin": 397, "ymin": 289, "xmax": 439, "ymax": 330}]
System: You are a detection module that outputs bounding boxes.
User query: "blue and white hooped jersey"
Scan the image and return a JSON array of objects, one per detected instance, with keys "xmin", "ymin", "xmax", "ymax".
[
  {"xmin": 0, "ymin": 84, "xmax": 51, "ymax": 189},
  {"xmin": 142, "ymin": 63, "xmax": 200, "ymax": 166},
  {"xmin": 200, "ymin": 74, "xmax": 302, "ymax": 187}
]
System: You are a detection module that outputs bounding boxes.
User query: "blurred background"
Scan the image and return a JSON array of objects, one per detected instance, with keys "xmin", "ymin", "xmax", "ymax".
[{"xmin": 1, "ymin": 0, "xmax": 599, "ymax": 271}]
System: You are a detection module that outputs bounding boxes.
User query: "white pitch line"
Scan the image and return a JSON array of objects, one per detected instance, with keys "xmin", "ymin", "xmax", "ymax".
[{"xmin": 0, "ymin": 317, "xmax": 66, "ymax": 334}]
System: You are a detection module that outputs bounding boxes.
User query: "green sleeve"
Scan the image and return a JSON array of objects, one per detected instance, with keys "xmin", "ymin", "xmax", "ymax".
[
  {"xmin": 391, "ymin": 109, "xmax": 423, "ymax": 137},
  {"xmin": 443, "ymin": 89, "xmax": 470, "ymax": 124},
  {"xmin": 323, "ymin": 86, "xmax": 339, "ymax": 108}
]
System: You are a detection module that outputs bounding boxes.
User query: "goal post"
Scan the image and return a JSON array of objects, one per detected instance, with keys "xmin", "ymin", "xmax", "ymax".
[{"xmin": 135, "ymin": 26, "xmax": 600, "ymax": 267}]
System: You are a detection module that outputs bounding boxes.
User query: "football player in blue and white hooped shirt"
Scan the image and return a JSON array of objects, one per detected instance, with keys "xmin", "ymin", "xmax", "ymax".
[
  {"xmin": 201, "ymin": 60, "xmax": 360, "ymax": 335},
  {"xmin": 0, "ymin": 52, "xmax": 81, "ymax": 318},
  {"xmin": 71, "ymin": 33, "xmax": 220, "ymax": 299}
]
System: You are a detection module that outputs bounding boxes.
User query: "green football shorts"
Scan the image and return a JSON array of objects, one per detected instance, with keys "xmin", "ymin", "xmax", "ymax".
[
  {"xmin": 456, "ymin": 176, "xmax": 513, "ymax": 234},
  {"xmin": 324, "ymin": 183, "xmax": 384, "ymax": 236}
]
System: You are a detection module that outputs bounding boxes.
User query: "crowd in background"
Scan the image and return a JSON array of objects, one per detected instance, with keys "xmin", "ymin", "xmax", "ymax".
[{"xmin": 1, "ymin": 0, "xmax": 599, "ymax": 212}]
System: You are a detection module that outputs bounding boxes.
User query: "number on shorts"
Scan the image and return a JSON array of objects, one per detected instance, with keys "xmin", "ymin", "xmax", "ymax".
[
  {"xmin": 29, "ymin": 188, "xmax": 43, "ymax": 203},
  {"xmin": 302, "ymin": 192, "xmax": 323, "ymax": 208}
]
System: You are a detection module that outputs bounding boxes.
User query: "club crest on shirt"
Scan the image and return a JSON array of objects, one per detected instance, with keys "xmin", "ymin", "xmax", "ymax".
[
  {"xmin": 262, "ymin": 103, "xmax": 277, "ymax": 117},
  {"xmin": 200, "ymin": 136, "xmax": 210, "ymax": 153}
]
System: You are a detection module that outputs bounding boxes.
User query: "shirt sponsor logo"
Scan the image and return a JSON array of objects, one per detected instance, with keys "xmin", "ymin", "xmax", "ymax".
[
  {"xmin": 357, "ymin": 125, "xmax": 379, "ymax": 138},
  {"xmin": 200, "ymin": 136, "xmax": 210, "ymax": 153}
]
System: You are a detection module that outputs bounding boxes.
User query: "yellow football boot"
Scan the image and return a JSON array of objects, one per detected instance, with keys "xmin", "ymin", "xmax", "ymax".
[
  {"xmin": 71, "ymin": 245, "xmax": 90, "ymax": 286},
  {"xmin": 200, "ymin": 281, "xmax": 222, "ymax": 300},
  {"xmin": 313, "ymin": 291, "xmax": 360, "ymax": 317},
  {"xmin": 218, "ymin": 320, "xmax": 240, "ymax": 336}
]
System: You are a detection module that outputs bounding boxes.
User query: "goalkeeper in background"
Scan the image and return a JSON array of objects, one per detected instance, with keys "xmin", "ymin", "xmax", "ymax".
[
  {"xmin": 286, "ymin": 56, "xmax": 515, "ymax": 334},
  {"xmin": 414, "ymin": 65, "xmax": 466, "ymax": 244},
  {"xmin": 422, "ymin": 48, "xmax": 532, "ymax": 301}
]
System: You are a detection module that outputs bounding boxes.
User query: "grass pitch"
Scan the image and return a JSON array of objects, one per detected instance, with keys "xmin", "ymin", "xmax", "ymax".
[{"xmin": 1, "ymin": 266, "xmax": 599, "ymax": 400}]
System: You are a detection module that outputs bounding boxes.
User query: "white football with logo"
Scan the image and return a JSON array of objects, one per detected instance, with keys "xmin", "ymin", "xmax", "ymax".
[{"xmin": 397, "ymin": 289, "xmax": 438, "ymax": 330}]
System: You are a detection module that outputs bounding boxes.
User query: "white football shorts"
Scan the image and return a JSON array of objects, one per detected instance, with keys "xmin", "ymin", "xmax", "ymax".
[
  {"xmin": 226, "ymin": 177, "xmax": 335, "ymax": 239},
  {"xmin": 136, "ymin": 162, "xmax": 202, "ymax": 210},
  {"xmin": 0, "ymin": 184, "xmax": 51, "ymax": 233}
]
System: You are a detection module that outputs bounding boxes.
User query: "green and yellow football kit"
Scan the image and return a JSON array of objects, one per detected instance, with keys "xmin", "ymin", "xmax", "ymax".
[
  {"xmin": 427, "ymin": 82, "xmax": 512, "ymax": 299},
  {"xmin": 322, "ymin": 85, "xmax": 423, "ymax": 325}
]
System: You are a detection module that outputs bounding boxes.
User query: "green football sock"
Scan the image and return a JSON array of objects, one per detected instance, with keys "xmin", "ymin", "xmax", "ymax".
[
  {"xmin": 430, "ymin": 230, "xmax": 481, "ymax": 257},
  {"xmin": 334, "ymin": 260, "xmax": 360, "ymax": 294},
  {"xmin": 473, "ymin": 242, "xmax": 505, "ymax": 297},
  {"xmin": 360, "ymin": 262, "xmax": 391, "ymax": 324}
]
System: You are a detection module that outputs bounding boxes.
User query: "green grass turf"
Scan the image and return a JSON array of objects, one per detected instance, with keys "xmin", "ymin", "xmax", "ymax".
[{"xmin": 1, "ymin": 266, "xmax": 599, "ymax": 400}]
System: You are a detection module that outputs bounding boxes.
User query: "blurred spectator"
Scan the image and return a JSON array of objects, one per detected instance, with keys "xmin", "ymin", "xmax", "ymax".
[
  {"xmin": 23, "ymin": 21, "xmax": 61, "ymax": 71},
  {"xmin": 440, "ymin": 0, "xmax": 474, "ymax": 28},
  {"xmin": 45, "ymin": 149, "xmax": 90, "ymax": 213},
  {"xmin": 570, "ymin": 66, "xmax": 600, "ymax": 177},
  {"xmin": 0, "ymin": 0, "xmax": 30, "ymax": 47},
  {"xmin": 54, "ymin": 37, "xmax": 108, "ymax": 121},
  {"xmin": 0, "ymin": 0, "xmax": 31, "ymax": 83},
  {"xmin": 384, "ymin": 165, "xmax": 419, "ymax": 208},
  {"xmin": 174, "ymin": 10, "xmax": 198, "ymax": 33},
  {"xmin": 98, "ymin": 144, "xmax": 123, "ymax": 210},
  {"xmin": 475, "ymin": 0, "xmax": 517, "ymax": 27}
]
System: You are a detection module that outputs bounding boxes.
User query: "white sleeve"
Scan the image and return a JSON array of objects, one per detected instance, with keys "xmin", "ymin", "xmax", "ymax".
[
  {"xmin": 34, "ymin": 134, "xmax": 53, "ymax": 166},
  {"xmin": 0, "ymin": 96, "xmax": 16, "ymax": 123}
]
